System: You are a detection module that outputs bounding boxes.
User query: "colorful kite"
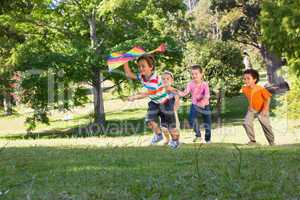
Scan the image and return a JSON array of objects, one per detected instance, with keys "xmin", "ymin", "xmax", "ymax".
[{"xmin": 107, "ymin": 43, "xmax": 166, "ymax": 71}]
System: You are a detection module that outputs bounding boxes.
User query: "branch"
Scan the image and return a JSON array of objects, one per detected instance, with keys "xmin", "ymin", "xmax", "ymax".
[
  {"xmin": 232, "ymin": 36, "xmax": 260, "ymax": 49},
  {"xmin": 103, "ymin": 80, "xmax": 125, "ymax": 92}
]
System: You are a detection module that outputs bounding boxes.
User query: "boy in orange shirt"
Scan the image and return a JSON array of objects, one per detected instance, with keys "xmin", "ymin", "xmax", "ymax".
[{"xmin": 241, "ymin": 69, "xmax": 275, "ymax": 145}]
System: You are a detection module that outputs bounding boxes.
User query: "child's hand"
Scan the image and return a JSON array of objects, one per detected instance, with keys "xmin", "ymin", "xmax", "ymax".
[
  {"xmin": 165, "ymin": 85, "xmax": 172, "ymax": 92},
  {"xmin": 260, "ymin": 109, "xmax": 269, "ymax": 116}
]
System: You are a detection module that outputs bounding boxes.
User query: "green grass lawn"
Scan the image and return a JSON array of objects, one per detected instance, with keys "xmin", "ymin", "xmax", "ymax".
[
  {"xmin": 1, "ymin": 92, "xmax": 299, "ymax": 199},
  {"xmin": 0, "ymin": 143, "xmax": 299, "ymax": 199}
]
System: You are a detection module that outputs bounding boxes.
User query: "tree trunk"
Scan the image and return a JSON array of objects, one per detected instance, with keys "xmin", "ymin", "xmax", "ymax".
[
  {"xmin": 216, "ymin": 87, "xmax": 222, "ymax": 127},
  {"xmin": 3, "ymin": 92, "xmax": 12, "ymax": 116},
  {"xmin": 260, "ymin": 44, "xmax": 289, "ymax": 94},
  {"xmin": 89, "ymin": 9, "xmax": 105, "ymax": 124},
  {"xmin": 92, "ymin": 67, "xmax": 105, "ymax": 124}
]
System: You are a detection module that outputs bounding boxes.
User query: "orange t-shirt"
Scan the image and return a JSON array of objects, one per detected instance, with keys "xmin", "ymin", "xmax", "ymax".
[{"xmin": 242, "ymin": 85, "xmax": 272, "ymax": 112}]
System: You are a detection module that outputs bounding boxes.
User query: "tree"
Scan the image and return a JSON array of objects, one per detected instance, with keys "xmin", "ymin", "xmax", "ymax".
[
  {"xmin": 208, "ymin": 0, "xmax": 289, "ymax": 94},
  {"xmin": 192, "ymin": 0, "xmax": 222, "ymax": 40},
  {"xmin": 260, "ymin": 0, "xmax": 300, "ymax": 74},
  {"xmin": 260, "ymin": 0, "xmax": 300, "ymax": 119},
  {"xmin": 0, "ymin": 1, "xmax": 26, "ymax": 115},
  {"xmin": 2, "ymin": 0, "xmax": 188, "ymax": 131}
]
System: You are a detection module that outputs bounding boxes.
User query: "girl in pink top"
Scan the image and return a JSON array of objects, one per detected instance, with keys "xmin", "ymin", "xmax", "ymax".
[{"xmin": 178, "ymin": 65, "xmax": 212, "ymax": 143}]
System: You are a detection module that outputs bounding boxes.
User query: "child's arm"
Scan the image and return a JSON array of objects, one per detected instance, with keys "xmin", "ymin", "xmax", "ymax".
[
  {"xmin": 165, "ymin": 86, "xmax": 179, "ymax": 94},
  {"xmin": 261, "ymin": 87, "xmax": 272, "ymax": 115},
  {"xmin": 166, "ymin": 86, "xmax": 189, "ymax": 101},
  {"xmin": 177, "ymin": 84, "xmax": 190, "ymax": 97},
  {"xmin": 127, "ymin": 92, "xmax": 149, "ymax": 101},
  {"xmin": 123, "ymin": 63, "xmax": 137, "ymax": 80},
  {"xmin": 261, "ymin": 97, "xmax": 271, "ymax": 116},
  {"xmin": 174, "ymin": 95, "xmax": 180, "ymax": 111}
]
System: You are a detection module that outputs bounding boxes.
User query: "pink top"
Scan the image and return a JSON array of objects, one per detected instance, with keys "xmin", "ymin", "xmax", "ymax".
[{"xmin": 179, "ymin": 81, "xmax": 210, "ymax": 107}]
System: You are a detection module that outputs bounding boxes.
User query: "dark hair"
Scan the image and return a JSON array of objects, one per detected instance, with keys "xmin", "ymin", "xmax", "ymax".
[
  {"xmin": 137, "ymin": 54, "xmax": 155, "ymax": 71},
  {"xmin": 190, "ymin": 64, "xmax": 203, "ymax": 73},
  {"xmin": 244, "ymin": 69, "xmax": 259, "ymax": 83}
]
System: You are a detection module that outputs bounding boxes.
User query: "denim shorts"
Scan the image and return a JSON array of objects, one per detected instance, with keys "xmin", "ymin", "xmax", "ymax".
[{"xmin": 145, "ymin": 98, "xmax": 176, "ymax": 129}]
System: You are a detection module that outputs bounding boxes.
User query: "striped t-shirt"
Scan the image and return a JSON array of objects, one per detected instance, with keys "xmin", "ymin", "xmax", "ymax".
[{"xmin": 137, "ymin": 73, "xmax": 169, "ymax": 104}]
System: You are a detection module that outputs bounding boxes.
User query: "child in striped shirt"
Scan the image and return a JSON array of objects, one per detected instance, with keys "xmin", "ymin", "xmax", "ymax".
[{"xmin": 123, "ymin": 55, "xmax": 178, "ymax": 148}]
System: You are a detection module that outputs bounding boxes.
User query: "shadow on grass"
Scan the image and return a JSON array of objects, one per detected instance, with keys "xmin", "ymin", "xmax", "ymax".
[
  {"xmin": 0, "ymin": 143, "xmax": 299, "ymax": 199},
  {"xmin": 49, "ymin": 108, "xmax": 147, "ymax": 123},
  {"xmin": 0, "ymin": 118, "xmax": 148, "ymax": 140}
]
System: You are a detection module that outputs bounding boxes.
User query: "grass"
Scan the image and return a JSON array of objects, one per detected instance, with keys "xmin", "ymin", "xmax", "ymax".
[
  {"xmin": 0, "ymin": 143, "xmax": 299, "ymax": 199},
  {"xmin": 0, "ymin": 83, "xmax": 299, "ymax": 199}
]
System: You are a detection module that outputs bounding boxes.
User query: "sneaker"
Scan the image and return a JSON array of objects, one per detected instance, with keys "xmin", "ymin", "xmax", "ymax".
[
  {"xmin": 151, "ymin": 134, "xmax": 163, "ymax": 144},
  {"xmin": 193, "ymin": 137, "xmax": 201, "ymax": 143},
  {"xmin": 205, "ymin": 140, "xmax": 211, "ymax": 144},
  {"xmin": 168, "ymin": 140, "xmax": 179, "ymax": 149}
]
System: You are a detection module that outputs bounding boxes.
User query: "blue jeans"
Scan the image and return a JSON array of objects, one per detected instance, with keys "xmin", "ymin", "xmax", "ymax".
[{"xmin": 188, "ymin": 104, "xmax": 212, "ymax": 141}]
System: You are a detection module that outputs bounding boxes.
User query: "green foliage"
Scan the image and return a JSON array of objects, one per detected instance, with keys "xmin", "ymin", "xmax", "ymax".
[
  {"xmin": 0, "ymin": 0, "xmax": 188, "ymax": 130},
  {"xmin": 260, "ymin": 0, "xmax": 300, "ymax": 74},
  {"xmin": 209, "ymin": 0, "xmax": 261, "ymax": 48},
  {"xmin": 210, "ymin": 0, "xmax": 237, "ymax": 11},
  {"xmin": 260, "ymin": 0, "xmax": 300, "ymax": 118},
  {"xmin": 274, "ymin": 72, "xmax": 300, "ymax": 119},
  {"xmin": 286, "ymin": 76, "xmax": 300, "ymax": 119},
  {"xmin": 192, "ymin": 0, "xmax": 216, "ymax": 39}
]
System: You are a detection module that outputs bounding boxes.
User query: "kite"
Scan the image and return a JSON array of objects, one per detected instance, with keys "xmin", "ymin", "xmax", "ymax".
[{"xmin": 107, "ymin": 43, "xmax": 166, "ymax": 71}]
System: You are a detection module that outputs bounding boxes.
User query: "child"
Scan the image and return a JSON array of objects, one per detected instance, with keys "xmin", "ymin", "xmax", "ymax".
[
  {"xmin": 178, "ymin": 65, "xmax": 212, "ymax": 143},
  {"xmin": 161, "ymin": 71, "xmax": 180, "ymax": 146},
  {"xmin": 241, "ymin": 69, "xmax": 275, "ymax": 145},
  {"xmin": 123, "ymin": 55, "xmax": 179, "ymax": 148}
]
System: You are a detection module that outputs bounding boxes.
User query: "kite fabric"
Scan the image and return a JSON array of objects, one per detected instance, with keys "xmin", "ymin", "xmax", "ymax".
[{"xmin": 107, "ymin": 43, "xmax": 166, "ymax": 71}]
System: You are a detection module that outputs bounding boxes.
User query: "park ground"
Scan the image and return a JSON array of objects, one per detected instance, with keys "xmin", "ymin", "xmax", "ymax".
[{"xmin": 0, "ymin": 93, "xmax": 299, "ymax": 199}]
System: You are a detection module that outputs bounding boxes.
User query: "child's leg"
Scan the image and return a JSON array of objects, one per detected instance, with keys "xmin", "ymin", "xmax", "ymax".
[
  {"xmin": 147, "ymin": 102, "xmax": 163, "ymax": 144},
  {"xmin": 169, "ymin": 128, "xmax": 179, "ymax": 141},
  {"xmin": 258, "ymin": 113, "xmax": 275, "ymax": 145},
  {"xmin": 170, "ymin": 110, "xmax": 180, "ymax": 140},
  {"xmin": 161, "ymin": 98, "xmax": 179, "ymax": 147},
  {"xmin": 175, "ymin": 111, "xmax": 180, "ymax": 130},
  {"xmin": 188, "ymin": 104, "xmax": 200, "ymax": 137},
  {"xmin": 159, "ymin": 110, "xmax": 170, "ymax": 144},
  {"xmin": 148, "ymin": 120, "xmax": 164, "ymax": 144},
  {"xmin": 146, "ymin": 101, "xmax": 161, "ymax": 134},
  {"xmin": 243, "ymin": 110, "xmax": 256, "ymax": 142},
  {"xmin": 201, "ymin": 105, "xmax": 212, "ymax": 142},
  {"xmin": 161, "ymin": 127, "xmax": 171, "ymax": 144},
  {"xmin": 147, "ymin": 121, "xmax": 161, "ymax": 135}
]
